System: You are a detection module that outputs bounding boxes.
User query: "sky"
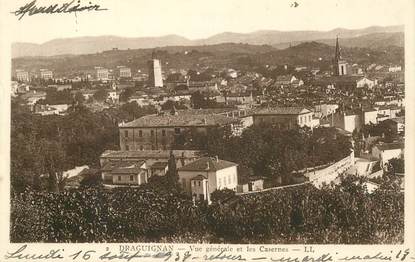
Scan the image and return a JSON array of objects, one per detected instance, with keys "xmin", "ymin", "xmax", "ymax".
[{"xmin": 3, "ymin": 0, "xmax": 411, "ymax": 43}]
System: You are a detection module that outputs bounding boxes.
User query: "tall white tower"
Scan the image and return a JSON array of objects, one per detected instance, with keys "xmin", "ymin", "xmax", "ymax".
[{"xmin": 147, "ymin": 59, "xmax": 163, "ymax": 88}]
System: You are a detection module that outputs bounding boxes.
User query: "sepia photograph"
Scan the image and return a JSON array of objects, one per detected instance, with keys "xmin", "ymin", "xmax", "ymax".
[{"xmin": 3, "ymin": 0, "xmax": 412, "ymax": 247}]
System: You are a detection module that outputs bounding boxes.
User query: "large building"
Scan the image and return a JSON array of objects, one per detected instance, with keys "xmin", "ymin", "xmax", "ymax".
[
  {"xmin": 15, "ymin": 69, "xmax": 30, "ymax": 82},
  {"xmin": 178, "ymin": 156, "xmax": 238, "ymax": 202},
  {"xmin": 95, "ymin": 67, "xmax": 110, "ymax": 81},
  {"xmin": 118, "ymin": 66, "xmax": 132, "ymax": 78},
  {"xmin": 118, "ymin": 111, "xmax": 240, "ymax": 151},
  {"xmin": 251, "ymin": 107, "xmax": 317, "ymax": 129},
  {"xmin": 40, "ymin": 69, "xmax": 53, "ymax": 80},
  {"xmin": 147, "ymin": 59, "xmax": 163, "ymax": 87}
]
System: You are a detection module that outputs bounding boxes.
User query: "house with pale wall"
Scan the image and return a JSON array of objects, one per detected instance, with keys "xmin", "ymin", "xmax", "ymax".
[
  {"xmin": 177, "ymin": 156, "xmax": 238, "ymax": 203},
  {"xmin": 371, "ymin": 142, "xmax": 404, "ymax": 169}
]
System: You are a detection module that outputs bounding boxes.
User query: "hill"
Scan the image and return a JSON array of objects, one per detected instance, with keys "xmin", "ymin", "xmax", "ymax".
[
  {"xmin": 12, "ymin": 35, "xmax": 193, "ymax": 58},
  {"xmin": 12, "ymin": 25, "xmax": 403, "ymax": 57},
  {"xmin": 12, "ymin": 42, "xmax": 404, "ymax": 76},
  {"xmin": 11, "ymin": 43, "xmax": 276, "ymax": 74},
  {"xmin": 253, "ymin": 41, "xmax": 403, "ymax": 68},
  {"xmin": 273, "ymin": 32, "xmax": 404, "ymax": 50},
  {"xmin": 200, "ymin": 25, "xmax": 403, "ymax": 46}
]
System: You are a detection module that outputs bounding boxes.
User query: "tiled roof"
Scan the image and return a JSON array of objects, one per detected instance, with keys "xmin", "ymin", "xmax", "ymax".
[
  {"xmin": 150, "ymin": 161, "xmax": 168, "ymax": 169},
  {"xmin": 165, "ymin": 108, "xmax": 236, "ymax": 116},
  {"xmin": 253, "ymin": 107, "xmax": 311, "ymax": 115},
  {"xmin": 102, "ymin": 160, "xmax": 145, "ymax": 171},
  {"xmin": 101, "ymin": 150, "xmax": 202, "ymax": 160},
  {"xmin": 178, "ymin": 157, "xmax": 237, "ymax": 172},
  {"xmin": 120, "ymin": 113, "xmax": 239, "ymax": 128}
]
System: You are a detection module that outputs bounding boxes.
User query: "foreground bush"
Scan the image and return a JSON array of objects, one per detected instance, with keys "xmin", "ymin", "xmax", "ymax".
[{"xmin": 10, "ymin": 177, "xmax": 403, "ymax": 244}]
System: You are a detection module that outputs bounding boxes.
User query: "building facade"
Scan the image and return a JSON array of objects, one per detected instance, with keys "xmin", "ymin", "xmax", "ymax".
[
  {"xmin": 118, "ymin": 112, "xmax": 239, "ymax": 151},
  {"xmin": 371, "ymin": 142, "xmax": 404, "ymax": 168},
  {"xmin": 356, "ymin": 77, "xmax": 376, "ymax": 89},
  {"xmin": 95, "ymin": 67, "xmax": 110, "ymax": 81},
  {"xmin": 40, "ymin": 69, "xmax": 53, "ymax": 80},
  {"xmin": 177, "ymin": 157, "xmax": 238, "ymax": 202},
  {"xmin": 15, "ymin": 69, "xmax": 30, "ymax": 82},
  {"xmin": 118, "ymin": 66, "xmax": 132, "ymax": 78},
  {"xmin": 252, "ymin": 107, "xmax": 316, "ymax": 129}
]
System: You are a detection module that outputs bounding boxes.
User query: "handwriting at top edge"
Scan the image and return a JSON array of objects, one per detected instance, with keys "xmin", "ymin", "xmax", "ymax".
[{"xmin": 11, "ymin": 0, "xmax": 108, "ymax": 20}]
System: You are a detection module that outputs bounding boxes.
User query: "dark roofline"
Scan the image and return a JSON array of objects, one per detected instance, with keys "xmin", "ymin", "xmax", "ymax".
[
  {"xmin": 178, "ymin": 162, "xmax": 238, "ymax": 172},
  {"xmin": 118, "ymin": 123, "xmax": 237, "ymax": 129},
  {"xmin": 253, "ymin": 112, "xmax": 311, "ymax": 116}
]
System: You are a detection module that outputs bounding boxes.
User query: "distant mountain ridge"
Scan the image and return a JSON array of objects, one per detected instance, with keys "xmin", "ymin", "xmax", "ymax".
[{"xmin": 12, "ymin": 25, "xmax": 404, "ymax": 57}]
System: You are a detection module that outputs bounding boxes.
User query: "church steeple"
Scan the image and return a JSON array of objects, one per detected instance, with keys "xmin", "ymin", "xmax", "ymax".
[{"xmin": 333, "ymin": 36, "xmax": 341, "ymax": 76}]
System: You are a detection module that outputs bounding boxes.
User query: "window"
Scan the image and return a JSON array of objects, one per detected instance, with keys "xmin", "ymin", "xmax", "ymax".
[
  {"xmin": 138, "ymin": 130, "xmax": 142, "ymax": 137},
  {"xmin": 199, "ymin": 194, "xmax": 204, "ymax": 200},
  {"xmin": 198, "ymin": 181, "xmax": 201, "ymax": 186},
  {"xmin": 118, "ymin": 176, "xmax": 121, "ymax": 181},
  {"xmin": 174, "ymin": 128, "xmax": 181, "ymax": 134},
  {"xmin": 140, "ymin": 145, "xmax": 144, "ymax": 151},
  {"xmin": 151, "ymin": 130, "xmax": 154, "ymax": 137},
  {"xmin": 218, "ymin": 178, "xmax": 222, "ymax": 188},
  {"xmin": 124, "ymin": 130, "xmax": 128, "ymax": 137},
  {"xmin": 151, "ymin": 145, "xmax": 155, "ymax": 150},
  {"xmin": 125, "ymin": 145, "xmax": 129, "ymax": 151},
  {"xmin": 130, "ymin": 175, "xmax": 134, "ymax": 181},
  {"xmin": 162, "ymin": 130, "xmax": 166, "ymax": 136}
]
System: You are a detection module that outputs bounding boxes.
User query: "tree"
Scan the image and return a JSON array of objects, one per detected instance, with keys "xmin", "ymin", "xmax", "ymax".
[
  {"xmin": 161, "ymin": 100, "xmax": 187, "ymax": 111},
  {"xmin": 44, "ymin": 90, "xmax": 73, "ymax": 105},
  {"xmin": 93, "ymin": 89, "xmax": 108, "ymax": 102},
  {"xmin": 40, "ymin": 140, "xmax": 68, "ymax": 193},
  {"xmin": 387, "ymin": 158, "xmax": 404, "ymax": 175},
  {"xmin": 210, "ymin": 189, "xmax": 236, "ymax": 203},
  {"xmin": 74, "ymin": 92, "xmax": 85, "ymax": 104},
  {"xmin": 190, "ymin": 91, "xmax": 205, "ymax": 109},
  {"xmin": 166, "ymin": 151, "xmax": 179, "ymax": 186},
  {"xmin": 117, "ymin": 102, "xmax": 158, "ymax": 122},
  {"xmin": 79, "ymin": 173, "xmax": 103, "ymax": 189},
  {"xmin": 119, "ymin": 86, "xmax": 136, "ymax": 102}
]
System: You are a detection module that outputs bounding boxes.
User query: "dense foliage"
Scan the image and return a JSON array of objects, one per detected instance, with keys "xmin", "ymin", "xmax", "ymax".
[
  {"xmin": 175, "ymin": 125, "xmax": 351, "ymax": 184},
  {"xmin": 10, "ymin": 100, "xmax": 156, "ymax": 193},
  {"xmin": 387, "ymin": 157, "xmax": 404, "ymax": 174},
  {"xmin": 10, "ymin": 176, "xmax": 403, "ymax": 244}
]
